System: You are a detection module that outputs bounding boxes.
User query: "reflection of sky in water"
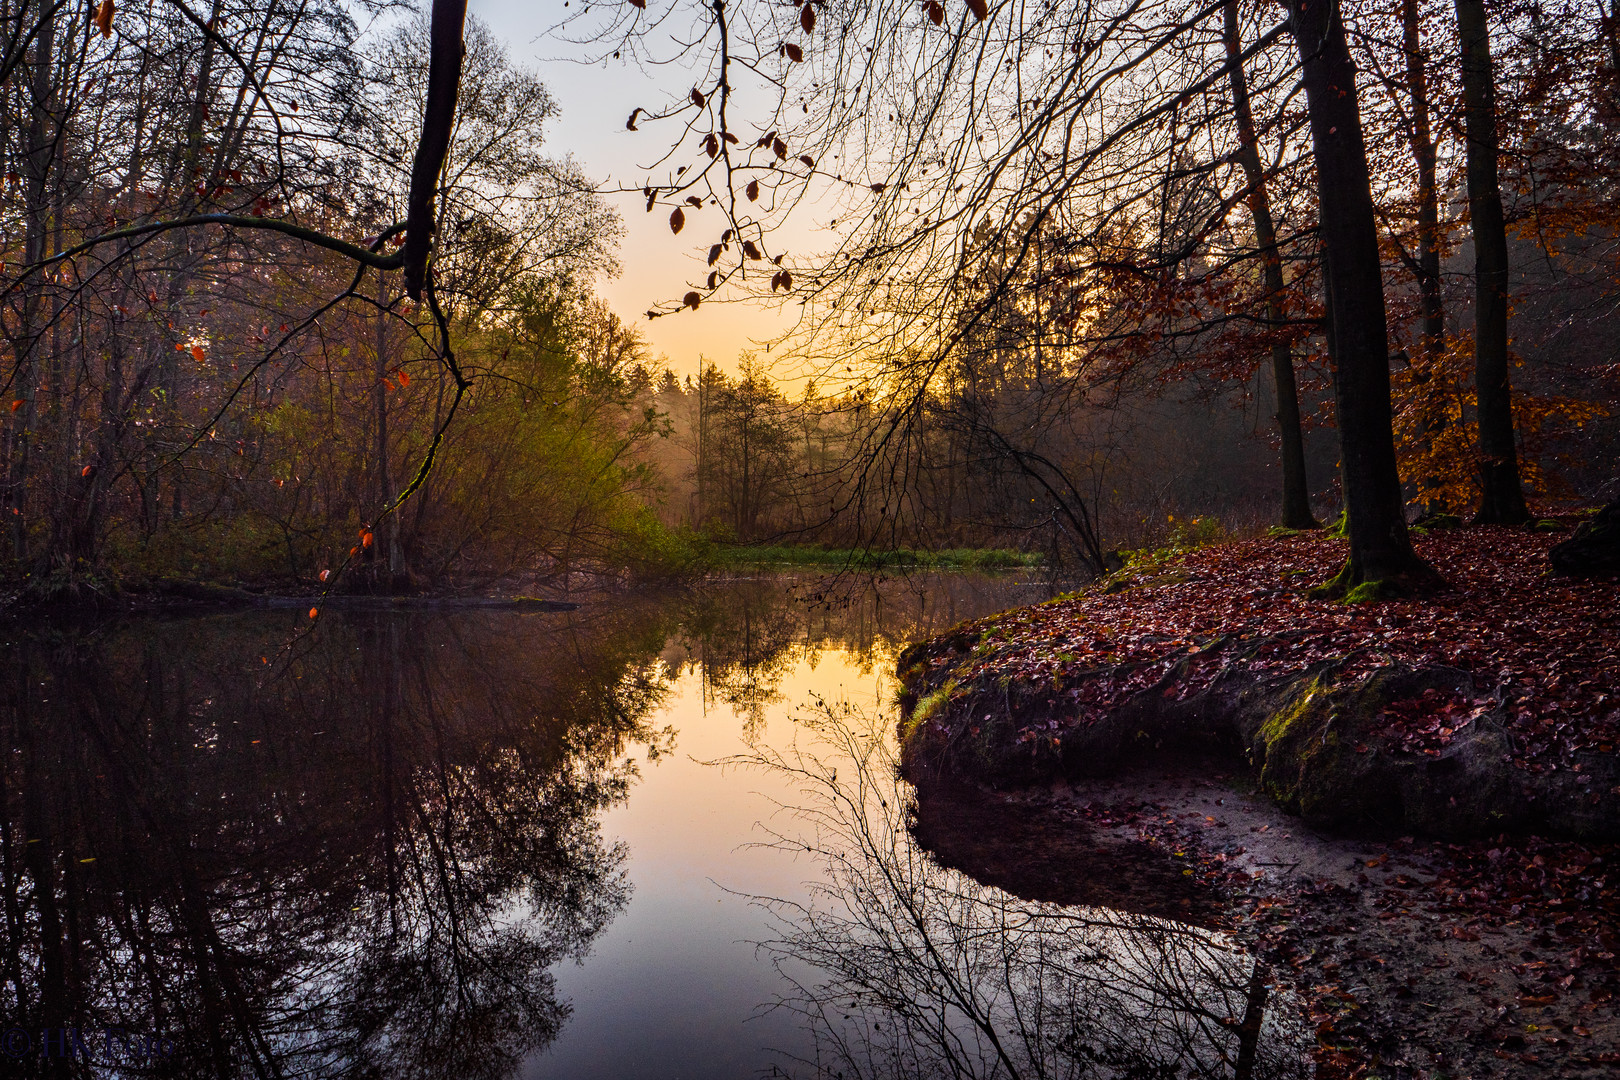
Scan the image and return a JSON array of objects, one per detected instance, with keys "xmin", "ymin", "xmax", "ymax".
[
  {"xmin": 526, "ymin": 651, "xmax": 887, "ymax": 1079},
  {"xmin": 529, "ymin": 624, "xmax": 1310, "ymax": 1079},
  {"xmin": 2, "ymin": 574, "xmax": 1307, "ymax": 1079}
]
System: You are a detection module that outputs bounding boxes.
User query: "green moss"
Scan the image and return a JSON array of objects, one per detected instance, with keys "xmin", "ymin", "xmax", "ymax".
[
  {"xmin": 903, "ymin": 677, "xmax": 958, "ymax": 740},
  {"xmin": 1342, "ymin": 579, "xmax": 1399, "ymax": 604}
]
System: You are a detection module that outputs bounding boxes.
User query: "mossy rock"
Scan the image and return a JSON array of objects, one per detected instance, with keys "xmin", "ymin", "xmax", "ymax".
[
  {"xmin": 1549, "ymin": 497, "xmax": 1620, "ymax": 576},
  {"xmin": 1243, "ymin": 666, "xmax": 1527, "ymax": 835}
]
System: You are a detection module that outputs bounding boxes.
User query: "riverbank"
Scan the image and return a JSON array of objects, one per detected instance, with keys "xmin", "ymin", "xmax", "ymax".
[
  {"xmin": 895, "ymin": 522, "xmax": 1619, "ymax": 1076},
  {"xmin": 907, "ymin": 762, "xmax": 1620, "ymax": 1078},
  {"xmin": 895, "ymin": 523, "xmax": 1619, "ymax": 839}
]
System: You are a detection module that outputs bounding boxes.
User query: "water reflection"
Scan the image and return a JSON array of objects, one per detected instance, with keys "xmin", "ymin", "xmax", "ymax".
[
  {"xmin": 742, "ymin": 707, "xmax": 1313, "ymax": 1080},
  {"xmin": 0, "ymin": 609, "xmax": 663, "ymax": 1079},
  {"xmin": 0, "ymin": 573, "xmax": 1045, "ymax": 1079}
]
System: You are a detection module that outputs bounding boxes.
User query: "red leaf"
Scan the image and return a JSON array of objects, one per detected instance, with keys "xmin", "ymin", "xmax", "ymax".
[
  {"xmin": 190, "ymin": 344, "xmax": 206, "ymax": 363},
  {"xmin": 93, "ymin": 0, "xmax": 114, "ymax": 38},
  {"xmin": 629, "ymin": 0, "xmax": 645, "ymax": 8},
  {"xmin": 81, "ymin": 465, "xmax": 93, "ymax": 477},
  {"xmin": 784, "ymin": 43, "xmax": 803, "ymax": 63},
  {"xmin": 966, "ymin": 0, "xmax": 988, "ymax": 19},
  {"xmin": 800, "ymin": 4, "xmax": 815, "ymax": 32},
  {"xmin": 396, "ymin": 368, "xmax": 409, "ymax": 387},
  {"xmin": 308, "ymin": 607, "xmax": 319, "ymax": 619},
  {"xmin": 925, "ymin": 0, "xmax": 944, "ymax": 24}
]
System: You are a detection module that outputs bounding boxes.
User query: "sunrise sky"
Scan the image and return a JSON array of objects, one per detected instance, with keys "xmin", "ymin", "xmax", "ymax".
[{"xmin": 467, "ymin": 0, "xmax": 805, "ymax": 377}]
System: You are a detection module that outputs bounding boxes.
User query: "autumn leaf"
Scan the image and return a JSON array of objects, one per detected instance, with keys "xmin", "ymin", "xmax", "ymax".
[
  {"xmin": 708, "ymin": 243, "xmax": 723, "ymax": 265},
  {"xmin": 690, "ymin": 87, "xmax": 706, "ymax": 108},
  {"xmin": 746, "ymin": 179, "xmax": 760, "ymax": 201},
  {"xmin": 685, "ymin": 195, "xmax": 703, "ymax": 207},
  {"xmin": 669, "ymin": 207, "xmax": 685, "ymax": 234},
  {"xmin": 81, "ymin": 465, "xmax": 93, "ymax": 477},
  {"xmin": 784, "ymin": 43, "xmax": 804, "ymax": 63},
  {"xmin": 703, "ymin": 132, "xmax": 719, "ymax": 157},
  {"xmin": 925, "ymin": 0, "xmax": 944, "ymax": 24},
  {"xmin": 707, "ymin": 270, "xmax": 719, "ymax": 288},
  {"xmin": 319, "ymin": 569, "xmax": 332, "ymax": 581},
  {"xmin": 626, "ymin": 108, "xmax": 642, "ymax": 131},
  {"xmin": 629, "ymin": 0, "xmax": 646, "ymax": 8},
  {"xmin": 799, "ymin": 154, "xmax": 815, "ymax": 168},
  {"xmin": 773, "ymin": 137, "xmax": 788, "ymax": 159},
  {"xmin": 191, "ymin": 344, "xmax": 206, "ymax": 363},
  {"xmin": 93, "ymin": 0, "xmax": 114, "ymax": 38},
  {"xmin": 396, "ymin": 368, "xmax": 409, "ymax": 387},
  {"xmin": 9, "ymin": 401, "xmax": 20, "ymax": 412},
  {"xmin": 742, "ymin": 240, "xmax": 763, "ymax": 259},
  {"xmin": 683, "ymin": 291, "xmax": 701, "ymax": 310},
  {"xmin": 966, "ymin": 0, "xmax": 988, "ymax": 19},
  {"xmin": 870, "ymin": 182, "xmax": 887, "ymax": 193},
  {"xmin": 361, "ymin": 530, "xmax": 374, "ymax": 548},
  {"xmin": 308, "ymin": 607, "xmax": 318, "ymax": 619},
  {"xmin": 723, "ymin": 132, "xmax": 739, "ymax": 144},
  {"xmin": 800, "ymin": 4, "xmax": 816, "ymax": 32}
]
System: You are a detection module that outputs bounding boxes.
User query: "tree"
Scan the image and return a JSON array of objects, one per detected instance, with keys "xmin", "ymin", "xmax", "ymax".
[
  {"xmin": 1276, "ymin": 0, "xmax": 1438, "ymax": 590},
  {"xmin": 1222, "ymin": 0, "xmax": 1319, "ymax": 530},
  {"xmin": 1454, "ymin": 0, "xmax": 1532, "ymax": 523}
]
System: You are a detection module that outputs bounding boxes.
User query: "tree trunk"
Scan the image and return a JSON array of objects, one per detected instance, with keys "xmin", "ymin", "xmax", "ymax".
[
  {"xmin": 1223, "ymin": 0, "xmax": 1318, "ymax": 530},
  {"xmin": 1285, "ymin": 0, "xmax": 1438, "ymax": 591},
  {"xmin": 1455, "ymin": 0, "xmax": 1531, "ymax": 524},
  {"xmin": 1402, "ymin": 0, "xmax": 1444, "ymax": 362}
]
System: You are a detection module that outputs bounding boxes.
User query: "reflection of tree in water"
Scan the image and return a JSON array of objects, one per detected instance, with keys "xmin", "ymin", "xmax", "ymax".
[
  {"xmin": 667, "ymin": 575, "xmax": 1045, "ymax": 732},
  {"xmin": 739, "ymin": 707, "xmax": 1312, "ymax": 1080},
  {"xmin": 0, "ymin": 608, "xmax": 671, "ymax": 1079}
]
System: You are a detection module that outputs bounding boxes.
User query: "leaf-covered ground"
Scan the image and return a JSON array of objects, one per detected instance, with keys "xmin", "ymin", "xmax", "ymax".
[
  {"xmin": 911, "ymin": 766, "xmax": 1620, "ymax": 1078},
  {"xmin": 943, "ymin": 524, "xmax": 1618, "ymax": 771}
]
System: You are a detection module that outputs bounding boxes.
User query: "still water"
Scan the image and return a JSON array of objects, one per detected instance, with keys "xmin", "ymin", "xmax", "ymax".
[{"xmin": 1, "ymin": 575, "xmax": 1310, "ymax": 1079}]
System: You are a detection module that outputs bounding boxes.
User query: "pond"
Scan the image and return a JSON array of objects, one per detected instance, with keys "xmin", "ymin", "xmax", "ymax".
[{"xmin": 0, "ymin": 575, "xmax": 1311, "ymax": 1078}]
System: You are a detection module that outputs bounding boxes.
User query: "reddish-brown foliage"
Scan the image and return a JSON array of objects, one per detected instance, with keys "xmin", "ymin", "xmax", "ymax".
[{"xmin": 952, "ymin": 526, "xmax": 1618, "ymax": 770}]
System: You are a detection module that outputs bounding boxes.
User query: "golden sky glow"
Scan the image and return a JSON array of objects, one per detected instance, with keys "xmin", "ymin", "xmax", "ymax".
[{"xmin": 469, "ymin": 0, "xmax": 809, "ymax": 377}]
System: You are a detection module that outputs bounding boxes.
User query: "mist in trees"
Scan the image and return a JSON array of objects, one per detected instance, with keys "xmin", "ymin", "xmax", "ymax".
[{"xmin": 3, "ymin": 0, "xmax": 1618, "ymax": 594}]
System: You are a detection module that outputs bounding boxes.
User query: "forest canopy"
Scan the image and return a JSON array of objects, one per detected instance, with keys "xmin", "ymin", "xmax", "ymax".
[{"xmin": 1, "ymin": 0, "xmax": 1616, "ymax": 595}]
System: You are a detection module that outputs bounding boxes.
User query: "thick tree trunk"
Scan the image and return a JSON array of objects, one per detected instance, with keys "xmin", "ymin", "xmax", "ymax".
[
  {"xmin": 1223, "ymin": 0, "xmax": 1319, "ymax": 530},
  {"xmin": 1285, "ymin": 0, "xmax": 1438, "ymax": 591},
  {"xmin": 1455, "ymin": 0, "xmax": 1531, "ymax": 524}
]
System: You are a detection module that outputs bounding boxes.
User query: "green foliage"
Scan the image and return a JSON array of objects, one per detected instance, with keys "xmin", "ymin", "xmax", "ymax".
[
  {"xmin": 715, "ymin": 545, "xmax": 1042, "ymax": 571},
  {"xmin": 1110, "ymin": 515, "xmax": 1227, "ymax": 574}
]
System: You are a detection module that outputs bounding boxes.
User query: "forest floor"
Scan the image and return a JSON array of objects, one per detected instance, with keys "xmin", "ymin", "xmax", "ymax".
[
  {"xmin": 904, "ymin": 522, "xmax": 1617, "ymax": 774},
  {"xmin": 896, "ymin": 521, "xmax": 1620, "ymax": 1077}
]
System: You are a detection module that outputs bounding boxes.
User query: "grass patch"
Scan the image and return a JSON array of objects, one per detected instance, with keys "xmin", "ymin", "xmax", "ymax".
[{"xmin": 714, "ymin": 545, "xmax": 1043, "ymax": 572}]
